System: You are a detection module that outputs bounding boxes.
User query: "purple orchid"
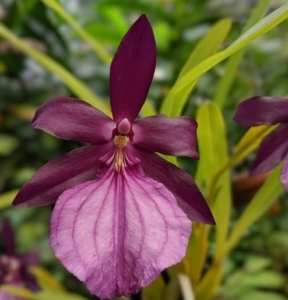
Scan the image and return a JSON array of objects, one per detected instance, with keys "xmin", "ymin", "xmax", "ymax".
[
  {"xmin": 0, "ymin": 218, "xmax": 39, "ymax": 300},
  {"xmin": 233, "ymin": 96, "xmax": 288, "ymax": 189},
  {"xmin": 13, "ymin": 15, "xmax": 214, "ymax": 299}
]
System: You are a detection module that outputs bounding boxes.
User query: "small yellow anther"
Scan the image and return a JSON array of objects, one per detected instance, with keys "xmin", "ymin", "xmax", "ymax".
[{"xmin": 114, "ymin": 135, "xmax": 128, "ymax": 172}]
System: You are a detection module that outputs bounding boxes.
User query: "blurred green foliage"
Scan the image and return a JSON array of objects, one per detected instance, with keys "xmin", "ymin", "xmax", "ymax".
[{"xmin": 1, "ymin": 0, "xmax": 288, "ymax": 299}]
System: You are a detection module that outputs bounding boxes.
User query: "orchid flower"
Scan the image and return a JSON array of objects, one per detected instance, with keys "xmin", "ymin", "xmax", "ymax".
[
  {"xmin": 0, "ymin": 218, "xmax": 39, "ymax": 300},
  {"xmin": 234, "ymin": 96, "xmax": 288, "ymax": 189},
  {"xmin": 13, "ymin": 15, "xmax": 214, "ymax": 299}
]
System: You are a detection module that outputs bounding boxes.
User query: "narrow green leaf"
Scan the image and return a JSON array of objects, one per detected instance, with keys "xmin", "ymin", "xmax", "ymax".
[
  {"xmin": 196, "ymin": 103, "xmax": 231, "ymax": 263},
  {"xmin": 1, "ymin": 285, "xmax": 88, "ymax": 300},
  {"xmin": 229, "ymin": 125, "xmax": 276, "ymax": 169},
  {"xmin": 29, "ymin": 266, "xmax": 65, "ymax": 292},
  {"xmin": 225, "ymin": 164, "xmax": 284, "ymax": 255},
  {"xmin": 213, "ymin": 0, "xmax": 271, "ymax": 107},
  {"xmin": 189, "ymin": 103, "xmax": 231, "ymax": 282},
  {"xmin": 41, "ymin": 0, "xmax": 112, "ymax": 64},
  {"xmin": 238, "ymin": 291, "xmax": 287, "ymax": 300},
  {"xmin": 194, "ymin": 263, "xmax": 223, "ymax": 300},
  {"xmin": 0, "ymin": 23, "xmax": 107, "ymax": 112},
  {"xmin": 0, "ymin": 190, "xmax": 18, "ymax": 210},
  {"xmin": 173, "ymin": 3, "xmax": 288, "ymax": 94},
  {"xmin": 161, "ymin": 19, "xmax": 231, "ymax": 116}
]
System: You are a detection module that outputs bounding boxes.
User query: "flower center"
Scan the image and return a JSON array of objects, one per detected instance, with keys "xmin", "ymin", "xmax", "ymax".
[
  {"xmin": 0, "ymin": 255, "xmax": 21, "ymax": 284},
  {"xmin": 114, "ymin": 135, "xmax": 128, "ymax": 172}
]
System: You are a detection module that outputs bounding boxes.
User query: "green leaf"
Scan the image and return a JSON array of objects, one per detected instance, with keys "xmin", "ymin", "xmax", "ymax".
[
  {"xmin": 0, "ymin": 190, "xmax": 18, "ymax": 210},
  {"xmin": 0, "ymin": 134, "xmax": 19, "ymax": 155},
  {"xmin": 190, "ymin": 103, "xmax": 231, "ymax": 280},
  {"xmin": 172, "ymin": 3, "xmax": 288, "ymax": 95},
  {"xmin": 244, "ymin": 255, "xmax": 272, "ymax": 273},
  {"xmin": 238, "ymin": 291, "xmax": 287, "ymax": 300},
  {"xmin": 240, "ymin": 271, "xmax": 285, "ymax": 289},
  {"xmin": 29, "ymin": 267, "xmax": 65, "ymax": 292},
  {"xmin": 217, "ymin": 125, "xmax": 276, "ymax": 174},
  {"xmin": 161, "ymin": 19, "xmax": 231, "ymax": 116},
  {"xmin": 225, "ymin": 164, "xmax": 284, "ymax": 256},
  {"xmin": 41, "ymin": 0, "xmax": 112, "ymax": 64},
  {"xmin": 1, "ymin": 285, "xmax": 88, "ymax": 300},
  {"xmin": 213, "ymin": 0, "xmax": 271, "ymax": 107},
  {"xmin": 0, "ymin": 22, "xmax": 107, "ymax": 112}
]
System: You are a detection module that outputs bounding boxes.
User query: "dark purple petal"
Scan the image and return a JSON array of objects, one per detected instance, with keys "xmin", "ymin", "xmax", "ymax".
[
  {"xmin": 129, "ymin": 146, "xmax": 215, "ymax": 224},
  {"xmin": 1, "ymin": 218, "xmax": 15, "ymax": 256},
  {"xmin": 50, "ymin": 161, "xmax": 191, "ymax": 298},
  {"xmin": 233, "ymin": 96, "xmax": 288, "ymax": 126},
  {"xmin": 21, "ymin": 271, "xmax": 40, "ymax": 292},
  {"xmin": 110, "ymin": 14, "xmax": 156, "ymax": 123},
  {"xmin": 251, "ymin": 124, "xmax": 288, "ymax": 175},
  {"xmin": 21, "ymin": 252, "xmax": 39, "ymax": 266},
  {"xmin": 32, "ymin": 97, "xmax": 114, "ymax": 144},
  {"xmin": 13, "ymin": 143, "xmax": 113, "ymax": 206},
  {"xmin": 133, "ymin": 115, "xmax": 199, "ymax": 158}
]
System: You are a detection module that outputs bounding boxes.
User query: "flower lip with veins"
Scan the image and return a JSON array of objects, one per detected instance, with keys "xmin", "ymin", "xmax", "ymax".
[
  {"xmin": 13, "ymin": 14, "xmax": 214, "ymax": 299},
  {"xmin": 233, "ymin": 96, "xmax": 288, "ymax": 190}
]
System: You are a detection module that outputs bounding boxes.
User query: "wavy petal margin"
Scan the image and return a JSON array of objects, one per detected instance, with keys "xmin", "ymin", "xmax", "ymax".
[{"xmin": 50, "ymin": 162, "xmax": 191, "ymax": 298}]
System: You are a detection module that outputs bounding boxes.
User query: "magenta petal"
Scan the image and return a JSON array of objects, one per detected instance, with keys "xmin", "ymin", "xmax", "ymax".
[
  {"xmin": 133, "ymin": 115, "xmax": 199, "ymax": 158},
  {"xmin": 13, "ymin": 143, "xmax": 113, "ymax": 206},
  {"xmin": 110, "ymin": 14, "xmax": 156, "ymax": 123},
  {"xmin": 280, "ymin": 154, "xmax": 288, "ymax": 190},
  {"xmin": 129, "ymin": 147, "xmax": 215, "ymax": 224},
  {"xmin": 1, "ymin": 218, "xmax": 15, "ymax": 256},
  {"xmin": 0, "ymin": 291, "xmax": 15, "ymax": 300},
  {"xmin": 32, "ymin": 97, "xmax": 114, "ymax": 144},
  {"xmin": 50, "ymin": 167, "xmax": 191, "ymax": 299},
  {"xmin": 234, "ymin": 96, "xmax": 288, "ymax": 126},
  {"xmin": 251, "ymin": 124, "xmax": 288, "ymax": 175}
]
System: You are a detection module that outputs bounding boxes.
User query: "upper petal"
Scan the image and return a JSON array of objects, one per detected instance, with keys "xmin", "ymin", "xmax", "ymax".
[
  {"xmin": 13, "ymin": 143, "xmax": 113, "ymax": 206},
  {"xmin": 251, "ymin": 124, "xmax": 288, "ymax": 175},
  {"xmin": 50, "ymin": 162, "xmax": 191, "ymax": 299},
  {"xmin": 233, "ymin": 96, "xmax": 288, "ymax": 126},
  {"xmin": 110, "ymin": 14, "xmax": 156, "ymax": 123},
  {"xmin": 1, "ymin": 218, "xmax": 15, "ymax": 256},
  {"xmin": 32, "ymin": 97, "xmax": 114, "ymax": 144},
  {"xmin": 129, "ymin": 146, "xmax": 215, "ymax": 224},
  {"xmin": 133, "ymin": 114, "xmax": 199, "ymax": 158}
]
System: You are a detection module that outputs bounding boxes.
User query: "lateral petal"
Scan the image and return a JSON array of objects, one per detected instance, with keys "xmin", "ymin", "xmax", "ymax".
[
  {"xmin": 110, "ymin": 14, "xmax": 156, "ymax": 123},
  {"xmin": 129, "ymin": 146, "xmax": 215, "ymax": 224},
  {"xmin": 133, "ymin": 115, "xmax": 199, "ymax": 158},
  {"xmin": 50, "ymin": 163, "xmax": 191, "ymax": 299},
  {"xmin": 1, "ymin": 218, "xmax": 15, "ymax": 256},
  {"xmin": 251, "ymin": 124, "xmax": 288, "ymax": 175},
  {"xmin": 13, "ymin": 143, "xmax": 113, "ymax": 206},
  {"xmin": 233, "ymin": 96, "xmax": 288, "ymax": 126},
  {"xmin": 32, "ymin": 97, "xmax": 114, "ymax": 144}
]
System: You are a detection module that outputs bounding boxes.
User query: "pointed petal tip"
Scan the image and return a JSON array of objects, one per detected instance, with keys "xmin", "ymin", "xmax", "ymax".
[{"xmin": 110, "ymin": 13, "xmax": 156, "ymax": 122}]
